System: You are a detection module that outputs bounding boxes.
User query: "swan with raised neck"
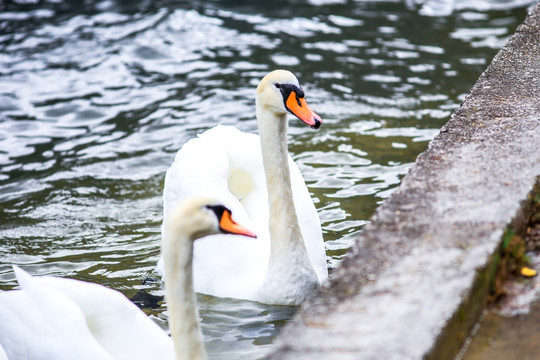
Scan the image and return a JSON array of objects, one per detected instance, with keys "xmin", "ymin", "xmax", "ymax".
[
  {"xmin": 160, "ymin": 70, "xmax": 327, "ymax": 305},
  {"xmin": 255, "ymin": 70, "xmax": 322, "ymax": 304}
]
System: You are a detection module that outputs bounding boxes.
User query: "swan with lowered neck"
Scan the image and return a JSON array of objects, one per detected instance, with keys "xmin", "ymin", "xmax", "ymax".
[
  {"xmin": 0, "ymin": 198, "xmax": 255, "ymax": 360},
  {"xmin": 161, "ymin": 70, "xmax": 328, "ymax": 305}
]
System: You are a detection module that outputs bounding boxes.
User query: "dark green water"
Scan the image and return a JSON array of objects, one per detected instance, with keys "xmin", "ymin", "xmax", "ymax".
[{"xmin": 0, "ymin": 0, "xmax": 535, "ymax": 358}]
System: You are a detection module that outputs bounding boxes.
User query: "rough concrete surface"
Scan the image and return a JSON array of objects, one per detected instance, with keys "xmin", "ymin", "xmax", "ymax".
[
  {"xmin": 269, "ymin": 2, "xmax": 540, "ymax": 360},
  {"xmin": 463, "ymin": 301, "xmax": 540, "ymax": 360}
]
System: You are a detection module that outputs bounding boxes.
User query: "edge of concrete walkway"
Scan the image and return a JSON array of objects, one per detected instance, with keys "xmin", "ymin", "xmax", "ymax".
[{"xmin": 268, "ymin": 2, "xmax": 540, "ymax": 359}]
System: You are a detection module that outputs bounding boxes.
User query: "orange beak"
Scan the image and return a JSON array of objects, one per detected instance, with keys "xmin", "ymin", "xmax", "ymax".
[
  {"xmin": 285, "ymin": 92, "xmax": 322, "ymax": 129},
  {"xmin": 219, "ymin": 210, "xmax": 257, "ymax": 238}
]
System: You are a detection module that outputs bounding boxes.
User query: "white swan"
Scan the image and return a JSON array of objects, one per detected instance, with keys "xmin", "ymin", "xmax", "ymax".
[
  {"xmin": 161, "ymin": 69, "xmax": 328, "ymax": 305},
  {"xmin": 0, "ymin": 198, "xmax": 256, "ymax": 360}
]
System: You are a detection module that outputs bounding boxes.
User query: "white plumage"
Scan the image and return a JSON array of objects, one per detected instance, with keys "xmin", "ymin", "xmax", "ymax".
[
  {"xmin": 160, "ymin": 70, "xmax": 328, "ymax": 305},
  {"xmin": 0, "ymin": 267, "xmax": 173, "ymax": 360}
]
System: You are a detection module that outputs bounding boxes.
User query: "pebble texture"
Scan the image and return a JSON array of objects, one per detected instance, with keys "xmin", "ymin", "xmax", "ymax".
[{"xmin": 269, "ymin": 3, "xmax": 540, "ymax": 360}]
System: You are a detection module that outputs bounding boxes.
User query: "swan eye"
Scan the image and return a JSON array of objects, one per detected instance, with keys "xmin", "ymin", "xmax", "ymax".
[{"xmin": 274, "ymin": 83, "xmax": 282, "ymax": 89}]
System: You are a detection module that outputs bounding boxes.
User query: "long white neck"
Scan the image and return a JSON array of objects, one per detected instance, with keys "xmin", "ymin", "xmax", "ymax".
[
  {"xmin": 162, "ymin": 224, "xmax": 206, "ymax": 360},
  {"xmin": 257, "ymin": 107, "xmax": 302, "ymax": 248},
  {"xmin": 256, "ymin": 103, "xmax": 319, "ymax": 304}
]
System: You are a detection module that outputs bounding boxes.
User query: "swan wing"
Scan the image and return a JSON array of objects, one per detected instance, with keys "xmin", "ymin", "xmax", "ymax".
[
  {"xmin": 0, "ymin": 268, "xmax": 114, "ymax": 360},
  {"xmin": 164, "ymin": 125, "xmax": 263, "ymax": 226},
  {"xmin": 1, "ymin": 267, "xmax": 174, "ymax": 360}
]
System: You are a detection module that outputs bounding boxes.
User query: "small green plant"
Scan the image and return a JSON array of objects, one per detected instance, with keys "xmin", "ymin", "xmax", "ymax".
[{"xmin": 488, "ymin": 227, "xmax": 531, "ymax": 302}]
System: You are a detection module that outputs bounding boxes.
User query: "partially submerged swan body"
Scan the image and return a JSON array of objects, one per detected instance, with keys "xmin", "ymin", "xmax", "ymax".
[
  {"xmin": 161, "ymin": 70, "xmax": 328, "ymax": 305},
  {"xmin": 0, "ymin": 267, "xmax": 174, "ymax": 360},
  {"xmin": 0, "ymin": 198, "xmax": 255, "ymax": 360}
]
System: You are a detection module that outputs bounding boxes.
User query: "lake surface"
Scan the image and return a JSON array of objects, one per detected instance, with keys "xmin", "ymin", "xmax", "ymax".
[{"xmin": 0, "ymin": 0, "xmax": 535, "ymax": 358}]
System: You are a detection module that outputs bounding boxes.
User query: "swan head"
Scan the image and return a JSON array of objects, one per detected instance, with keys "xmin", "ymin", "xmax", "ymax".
[
  {"xmin": 165, "ymin": 197, "xmax": 257, "ymax": 242},
  {"xmin": 256, "ymin": 70, "xmax": 322, "ymax": 129}
]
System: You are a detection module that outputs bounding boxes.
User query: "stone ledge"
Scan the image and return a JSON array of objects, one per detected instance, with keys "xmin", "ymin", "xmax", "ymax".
[{"xmin": 269, "ymin": 2, "xmax": 540, "ymax": 359}]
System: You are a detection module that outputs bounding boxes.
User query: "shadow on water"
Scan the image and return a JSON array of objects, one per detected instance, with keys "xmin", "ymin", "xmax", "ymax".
[{"xmin": 0, "ymin": 0, "xmax": 535, "ymax": 358}]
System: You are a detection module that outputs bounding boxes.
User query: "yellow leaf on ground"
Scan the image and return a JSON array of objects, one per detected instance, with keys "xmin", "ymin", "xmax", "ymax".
[{"xmin": 520, "ymin": 267, "xmax": 537, "ymax": 277}]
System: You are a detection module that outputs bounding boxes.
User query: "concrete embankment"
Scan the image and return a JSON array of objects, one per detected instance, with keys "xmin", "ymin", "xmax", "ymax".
[{"xmin": 269, "ymin": 2, "xmax": 540, "ymax": 359}]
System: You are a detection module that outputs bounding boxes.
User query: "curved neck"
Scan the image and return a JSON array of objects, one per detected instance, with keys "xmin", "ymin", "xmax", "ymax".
[
  {"xmin": 256, "ymin": 106, "xmax": 304, "ymax": 250},
  {"xmin": 162, "ymin": 225, "xmax": 206, "ymax": 360},
  {"xmin": 256, "ymin": 103, "xmax": 319, "ymax": 306}
]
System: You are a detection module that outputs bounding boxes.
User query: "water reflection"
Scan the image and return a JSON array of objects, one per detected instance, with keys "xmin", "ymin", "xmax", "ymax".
[{"xmin": 0, "ymin": 0, "xmax": 535, "ymax": 358}]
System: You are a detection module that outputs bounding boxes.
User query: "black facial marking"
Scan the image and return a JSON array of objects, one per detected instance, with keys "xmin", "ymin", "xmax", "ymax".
[
  {"xmin": 275, "ymin": 83, "xmax": 304, "ymax": 102},
  {"xmin": 205, "ymin": 204, "xmax": 227, "ymax": 221},
  {"xmin": 275, "ymin": 83, "xmax": 305, "ymax": 116}
]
